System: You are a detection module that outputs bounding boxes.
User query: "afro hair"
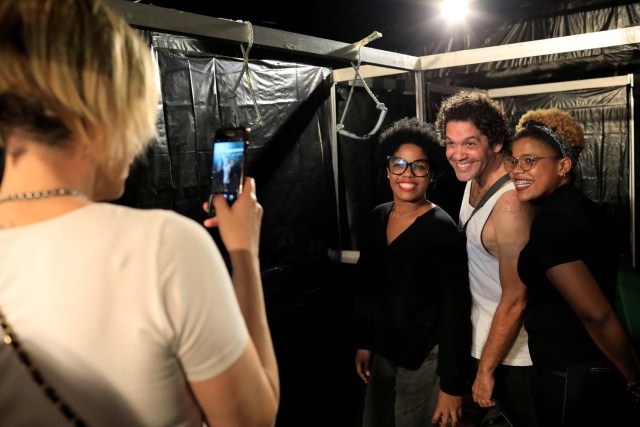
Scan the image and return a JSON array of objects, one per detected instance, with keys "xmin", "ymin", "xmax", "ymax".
[{"xmin": 515, "ymin": 108, "xmax": 584, "ymax": 149}]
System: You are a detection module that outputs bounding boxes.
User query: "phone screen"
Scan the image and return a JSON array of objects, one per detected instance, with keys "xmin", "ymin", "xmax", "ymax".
[{"xmin": 208, "ymin": 127, "xmax": 248, "ymax": 214}]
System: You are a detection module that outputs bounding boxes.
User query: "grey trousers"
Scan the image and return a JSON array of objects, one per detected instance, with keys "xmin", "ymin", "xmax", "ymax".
[{"xmin": 362, "ymin": 346, "xmax": 440, "ymax": 427}]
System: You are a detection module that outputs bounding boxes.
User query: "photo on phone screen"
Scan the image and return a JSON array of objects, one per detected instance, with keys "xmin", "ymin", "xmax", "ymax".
[{"xmin": 208, "ymin": 127, "xmax": 248, "ymax": 214}]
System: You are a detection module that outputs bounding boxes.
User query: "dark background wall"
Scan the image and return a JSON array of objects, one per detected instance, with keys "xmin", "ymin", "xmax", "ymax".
[
  {"xmin": 118, "ymin": 37, "xmax": 369, "ymax": 426},
  {"xmin": 2, "ymin": 2, "xmax": 638, "ymax": 423}
]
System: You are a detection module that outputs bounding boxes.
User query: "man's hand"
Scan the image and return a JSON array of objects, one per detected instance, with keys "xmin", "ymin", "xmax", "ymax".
[{"xmin": 472, "ymin": 370, "xmax": 496, "ymax": 408}]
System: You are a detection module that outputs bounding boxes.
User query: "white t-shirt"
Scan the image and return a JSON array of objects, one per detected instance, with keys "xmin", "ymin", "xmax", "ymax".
[
  {"xmin": 0, "ymin": 203, "xmax": 249, "ymax": 426},
  {"xmin": 459, "ymin": 181, "xmax": 532, "ymax": 366}
]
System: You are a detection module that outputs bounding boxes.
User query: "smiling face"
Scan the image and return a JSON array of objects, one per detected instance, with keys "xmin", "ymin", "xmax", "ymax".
[
  {"xmin": 444, "ymin": 120, "xmax": 502, "ymax": 183},
  {"xmin": 508, "ymin": 136, "xmax": 569, "ymax": 202},
  {"xmin": 387, "ymin": 143, "xmax": 431, "ymax": 204}
]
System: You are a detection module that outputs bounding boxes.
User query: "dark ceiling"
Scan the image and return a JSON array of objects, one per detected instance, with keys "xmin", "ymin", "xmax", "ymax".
[{"xmin": 131, "ymin": 0, "xmax": 637, "ymax": 54}]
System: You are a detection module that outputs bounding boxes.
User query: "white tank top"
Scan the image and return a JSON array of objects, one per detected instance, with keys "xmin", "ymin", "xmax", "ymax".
[{"xmin": 459, "ymin": 180, "xmax": 532, "ymax": 366}]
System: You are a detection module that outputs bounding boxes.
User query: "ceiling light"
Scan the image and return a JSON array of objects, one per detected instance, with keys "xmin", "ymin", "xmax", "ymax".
[{"xmin": 440, "ymin": 0, "xmax": 470, "ymax": 23}]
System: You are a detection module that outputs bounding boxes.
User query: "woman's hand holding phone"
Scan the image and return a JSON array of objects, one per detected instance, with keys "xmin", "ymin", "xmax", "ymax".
[
  {"xmin": 202, "ymin": 177, "xmax": 262, "ymax": 256},
  {"xmin": 208, "ymin": 127, "xmax": 249, "ymax": 215}
]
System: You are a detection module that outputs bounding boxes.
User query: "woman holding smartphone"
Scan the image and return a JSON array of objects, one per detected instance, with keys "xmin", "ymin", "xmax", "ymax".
[{"xmin": 0, "ymin": 1, "xmax": 278, "ymax": 426}]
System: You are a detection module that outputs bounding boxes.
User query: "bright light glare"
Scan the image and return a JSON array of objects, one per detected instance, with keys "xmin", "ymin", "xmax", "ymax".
[{"xmin": 440, "ymin": 0, "xmax": 469, "ymax": 23}]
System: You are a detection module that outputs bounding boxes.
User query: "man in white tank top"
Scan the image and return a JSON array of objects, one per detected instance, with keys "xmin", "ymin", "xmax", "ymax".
[{"xmin": 435, "ymin": 90, "xmax": 538, "ymax": 427}]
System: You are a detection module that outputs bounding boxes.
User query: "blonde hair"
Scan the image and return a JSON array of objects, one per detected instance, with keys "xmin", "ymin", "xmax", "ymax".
[
  {"xmin": 515, "ymin": 108, "xmax": 584, "ymax": 150},
  {"xmin": 0, "ymin": 0, "xmax": 159, "ymax": 166}
]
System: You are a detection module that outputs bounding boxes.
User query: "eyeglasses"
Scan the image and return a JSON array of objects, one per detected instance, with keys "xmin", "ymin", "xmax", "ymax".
[
  {"xmin": 387, "ymin": 156, "xmax": 430, "ymax": 177},
  {"xmin": 503, "ymin": 154, "xmax": 561, "ymax": 172}
]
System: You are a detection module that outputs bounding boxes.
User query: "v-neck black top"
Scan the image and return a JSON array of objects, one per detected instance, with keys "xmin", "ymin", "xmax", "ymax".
[
  {"xmin": 353, "ymin": 202, "xmax": 472, "ymax": 395},
  {"xmin": 517, "ymin": 183, "xmax": 619, "ymax": 370}
]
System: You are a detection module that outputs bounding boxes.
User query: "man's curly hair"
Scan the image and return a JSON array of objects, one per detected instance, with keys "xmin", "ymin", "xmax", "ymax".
[
  {"xmin": 375, "ymin": 117, "xmax": 447, "ymax": 180},
  {"xmin": 514, "ymin": 108, "xmax": 584, "ymax": 150},
  {"xmin": 434, "ymin": 89, "xmax": 511, "ymax": 152}
]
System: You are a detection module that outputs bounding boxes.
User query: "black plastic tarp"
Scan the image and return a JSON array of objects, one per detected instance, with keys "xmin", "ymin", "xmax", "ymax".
[
  {"xmin": 117, "ymin": 34, "xmax": 339, "ymax": 272},
  {"xmin": 499, "ymin": 86, "xmax": 631, "ymax": 254}
]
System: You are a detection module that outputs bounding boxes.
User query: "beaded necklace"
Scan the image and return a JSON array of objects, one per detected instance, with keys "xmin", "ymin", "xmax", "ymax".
[{"xmin": 0, "ymin": 188, "xmax": 87, "ymax": 203}]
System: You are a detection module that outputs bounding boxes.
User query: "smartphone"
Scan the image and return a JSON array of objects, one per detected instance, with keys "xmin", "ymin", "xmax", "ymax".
[{"xmin": 207, "ymin": 127, "xmax": 249, "ymax": 215}]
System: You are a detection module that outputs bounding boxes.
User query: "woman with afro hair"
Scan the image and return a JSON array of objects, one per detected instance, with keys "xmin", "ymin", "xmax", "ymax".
[{"xmin": 353, "ymin": 117, "xmax": 472, "ymax": 426}]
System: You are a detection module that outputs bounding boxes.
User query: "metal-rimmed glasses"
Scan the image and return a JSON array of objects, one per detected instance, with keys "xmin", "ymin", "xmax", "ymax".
[
  {"xmin": 386, "ymin": 156, "xmax": 430, "ymax": 177},
  {"xmin": 503, "ymin": 154, "xmax": 561, "ymax": 172}
]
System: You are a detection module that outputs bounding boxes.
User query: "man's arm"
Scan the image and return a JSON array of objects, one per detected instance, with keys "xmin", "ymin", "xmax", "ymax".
[{"xmin": 472, "ymin": 190, "xmax": 535, "ymax": 407}]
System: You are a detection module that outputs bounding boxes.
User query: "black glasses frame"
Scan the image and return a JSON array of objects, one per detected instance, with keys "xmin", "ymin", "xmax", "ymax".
[
  {"xmin": 503, "ymin": 154, "xmax": 561, "ymax": 172},
  {"xmin": 386, "ymin": 156, "xmax": 430, "ymax": 177}
]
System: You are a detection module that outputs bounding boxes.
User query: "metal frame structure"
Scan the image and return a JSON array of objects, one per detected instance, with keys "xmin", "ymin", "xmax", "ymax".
[
  {"xmin": 106, "ymin": 1, "xmax": 640, "ymax": 88},
  {"xmin": 106, "ymin": 0, "xmax": 638, "ymax": 264},
  {"xmin": 105, "ymin": 0, "xmax": 419, "ymax": 71}
]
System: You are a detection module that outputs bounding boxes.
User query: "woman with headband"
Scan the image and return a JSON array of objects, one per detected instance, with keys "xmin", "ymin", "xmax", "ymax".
[{"xmin": 504, "ymin": 108, "xmax": 640, "ymax": 426}]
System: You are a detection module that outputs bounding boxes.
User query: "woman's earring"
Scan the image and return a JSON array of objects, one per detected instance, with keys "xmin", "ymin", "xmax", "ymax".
[{"xmin": 559, "ymin": 173, "xmax": 566, "ymax": 178}]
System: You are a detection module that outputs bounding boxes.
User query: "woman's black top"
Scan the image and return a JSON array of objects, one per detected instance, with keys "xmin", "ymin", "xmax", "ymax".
[
  {"xmin": 518, "ymin": 183, "xmax": 619, "ymax": 370},
  {"xmin": 352, "ymin": 202, "xmax": 472, "ymax": 395}
]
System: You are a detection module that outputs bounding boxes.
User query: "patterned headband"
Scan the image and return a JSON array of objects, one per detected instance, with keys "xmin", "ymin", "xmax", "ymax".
[{"xmin": 522, "ymin": 120, "xmax": 583, "ymax": 164}]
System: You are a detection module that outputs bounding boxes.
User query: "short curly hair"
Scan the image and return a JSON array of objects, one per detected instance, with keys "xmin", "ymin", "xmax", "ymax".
[
  {"xmin": 514, "ymin": 108, "xmax": 585, "ymax": 152},
  {"xmin": 434, "ymin": 89, "xmax": 511, "ymax": 152},
  {"xmin": 375, "ymin": 117, "xmax": 446, "ymax": 179}
]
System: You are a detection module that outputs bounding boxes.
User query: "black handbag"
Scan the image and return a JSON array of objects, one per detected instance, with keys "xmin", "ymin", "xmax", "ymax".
[{"xmin": 0, "ymin": 306, "xmax": 88, "ymax": 426}]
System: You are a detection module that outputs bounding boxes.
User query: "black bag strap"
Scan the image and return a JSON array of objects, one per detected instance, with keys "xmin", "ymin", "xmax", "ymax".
[
  {"xmin": 0, "ymin": 305, "xmax": 88, "ymax": 426},
  {"xmin": 460, "ymin": 174, "xmax": 511, "ymax": 233}
]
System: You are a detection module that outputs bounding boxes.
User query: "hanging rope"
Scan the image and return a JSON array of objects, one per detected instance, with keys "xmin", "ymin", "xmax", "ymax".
[
  {"xmin": 226, "ymin": 20, "xmax": 263, "ymax": 127},
  {"xmin": 336, "ymin": 31, "xmax": 387, "ymax": 140}
]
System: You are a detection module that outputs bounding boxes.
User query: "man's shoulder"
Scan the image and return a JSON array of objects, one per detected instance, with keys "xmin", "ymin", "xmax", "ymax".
[
  {"xmin": 490, "ymin": 188, "xmax": 536, "ymax": 233},
  {"xmin": 494, "ymin": 185, "xmax": 529, "ymax": 211}
]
